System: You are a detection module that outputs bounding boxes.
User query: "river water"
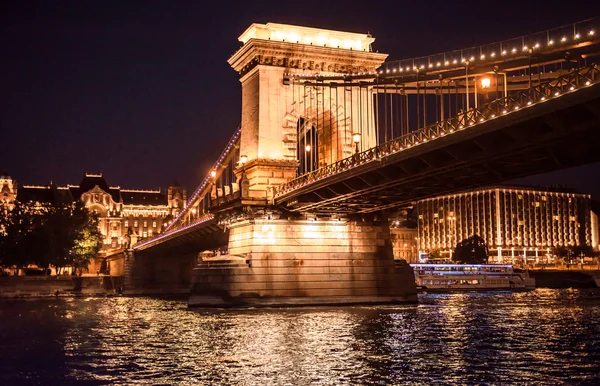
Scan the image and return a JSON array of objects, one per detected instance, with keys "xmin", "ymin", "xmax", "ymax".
[{"xmin": 1, "ymin": 289, "xmax": 599, "ymax": 385}]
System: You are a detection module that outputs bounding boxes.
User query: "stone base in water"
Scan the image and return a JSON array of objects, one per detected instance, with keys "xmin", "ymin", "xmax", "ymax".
[{"xmin": 188, "ymin": 219, "xmax": 417, "ymax": 307}]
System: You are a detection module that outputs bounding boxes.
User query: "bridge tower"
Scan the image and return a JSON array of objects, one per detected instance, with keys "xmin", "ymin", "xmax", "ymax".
[
  {"xmin": 187, "ymin": 23, "xmax": 417, "ymax": 307},
  {"xmin": 228, "ymin": 23, "xmax": 387, "ymax": 199}
]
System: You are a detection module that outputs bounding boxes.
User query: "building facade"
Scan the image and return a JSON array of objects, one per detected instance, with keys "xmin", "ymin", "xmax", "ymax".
[
  {"xmin": 1, "ymin": 173, "xmax": 186, "ymax": 250},
  {"xmin": 416, "ymin": 185, "xmax": 597, "ymax": 264}
]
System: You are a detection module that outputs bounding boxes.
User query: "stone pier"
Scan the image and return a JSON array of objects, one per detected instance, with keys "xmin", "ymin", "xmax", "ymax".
[{"xmin": 188, "ymin": 218, "xmax": 417, "ymax": 307}]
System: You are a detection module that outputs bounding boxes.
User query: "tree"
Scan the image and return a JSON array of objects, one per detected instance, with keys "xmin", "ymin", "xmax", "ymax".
[
  {"xmin": 0, "ymin": 202, "xmax": 47, "ymax": 273},
  {"xmin": 0, "ymin": 200, "xmax": 103, "ymax": 274},
  {"xmin": 453, "ymin": 235, "xmax": 489, "ymax": 264},
  {"xmin": 70, "ymin": 206, "xmax": 103, "ymax": 274}
]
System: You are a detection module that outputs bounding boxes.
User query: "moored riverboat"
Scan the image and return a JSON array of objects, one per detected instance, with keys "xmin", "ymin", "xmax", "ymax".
[{"xmin": 410, "ymin": 263, "xmax": 535, "ymax": 292}]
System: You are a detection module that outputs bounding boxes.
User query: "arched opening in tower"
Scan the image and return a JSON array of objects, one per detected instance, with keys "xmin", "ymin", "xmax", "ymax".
[{"xmin": 297, "ymin": 117, "xmax": 319, "ymax": 175}]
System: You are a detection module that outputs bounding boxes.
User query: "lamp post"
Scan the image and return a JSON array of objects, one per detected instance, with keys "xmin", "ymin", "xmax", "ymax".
[
  {"xmin": 480, "ymin": 77, "xmax": 490, "ymax": 104},
  {"xmin": 352, "ymin": 133, "xmax": 361, "ymax": 154}
]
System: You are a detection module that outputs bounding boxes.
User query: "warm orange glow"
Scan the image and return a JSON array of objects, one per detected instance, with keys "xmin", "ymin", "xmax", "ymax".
[
  {"xmin": 352, "ymin": 133, "xmax": 361, "ymax": 144},
  {"xmin": 210, "ymin": 170, "xmax": 217, "ymax": 178},
  {"xmin": 480, "ymin": 77, "xmax": 491, "ymax": 88},
  {"xmin": 240, "ymin": 155, "xmax": 248, "ymax": 164},
  {"xmin": 305, "ymin": 144, "xmax": 311, "ymax": 152}
]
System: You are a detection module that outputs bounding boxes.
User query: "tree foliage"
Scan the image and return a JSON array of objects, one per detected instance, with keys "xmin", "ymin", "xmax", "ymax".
[
  {"xmin": 0, "ymin": 201, "xmax": 103, "ymax": 273},
  {"xmin": 453, "ymin": 235, "xmax": 489, "ymax": 264},
  {"xmin": 552, "ymin": 245, "xmax": 597, "ymax": 262}
]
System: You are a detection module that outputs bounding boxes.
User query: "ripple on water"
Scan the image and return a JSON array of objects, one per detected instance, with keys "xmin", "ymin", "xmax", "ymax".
[{"xmin": 0, "ymin": 289, "xmax": 599, "ymax": 385}]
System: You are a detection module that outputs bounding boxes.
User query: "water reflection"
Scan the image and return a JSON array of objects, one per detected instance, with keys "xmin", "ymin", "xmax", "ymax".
[{"xmin": 0, "ymin": 289, "xmax": 599, "ymax": 384}]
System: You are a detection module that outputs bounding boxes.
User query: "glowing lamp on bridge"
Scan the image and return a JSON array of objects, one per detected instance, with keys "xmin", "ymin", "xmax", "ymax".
[
  {"xmin": 210, "ymin": 170, "xmax": 217, "ymax": 178},
  {"xmin": 239, "ymin": 155, "xmax": 248, "ymax": 165},
  {"xmin": 305, "ymin": 144, "xmax": 311, "ymax": 152},
  {"xmin": 353, "ymin": 133, "xmax": 361, "ymax": 154},
  {"xmin": 480, "ymin": 77, "xmax": 491, "ymax": 89}
]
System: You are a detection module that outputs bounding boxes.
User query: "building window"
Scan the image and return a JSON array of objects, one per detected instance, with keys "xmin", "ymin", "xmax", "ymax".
[
  {"xmin": 153, "ymin": 221, "xmax": 157, "ymax": 228},
  {"xmin": 134, "ymin": 221, "xmax": 138, "ymax": 227},
  {"xmin": 124, "ymin": 221, "xmax": 128, "ymax": 228},
  {"xmin": 143, "ymin": 221, "xmax": 147, "ymax": 227}
]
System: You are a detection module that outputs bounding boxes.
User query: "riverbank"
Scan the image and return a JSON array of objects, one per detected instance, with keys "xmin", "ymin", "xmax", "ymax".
[
  {"xmin": 529, "ymin": 269, "xmax": 600, "ymax": 288},
  {"xmin": 0, "ymin": 275, "xmax": 124, "ymax": 299}
]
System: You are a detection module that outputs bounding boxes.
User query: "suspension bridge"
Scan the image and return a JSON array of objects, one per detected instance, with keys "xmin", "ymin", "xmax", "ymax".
[{"xmin": 126, "ymin": 18, "xmax": 600, "ymax": 306}]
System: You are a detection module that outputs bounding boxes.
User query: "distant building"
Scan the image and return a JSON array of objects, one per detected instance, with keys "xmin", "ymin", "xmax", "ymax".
[
  {"xmin": 390, "ymin": 227, "xmax": 418, "ymax": 263},
  {"xmin": 416, "ymin": 185, "xmax": 595, "ymax": 264},
  {"xmin": 0, "ymin": 174, "xmax": 18, "ymax": 212},
  {"xmin": 1, "ymin": 173, "xmax": 186, "ymax": 250}
]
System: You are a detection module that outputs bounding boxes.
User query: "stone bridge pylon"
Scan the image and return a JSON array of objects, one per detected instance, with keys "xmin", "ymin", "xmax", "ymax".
[{"xmin": 186, "ymin": 23, "xmax": 417, "ymax": 307}]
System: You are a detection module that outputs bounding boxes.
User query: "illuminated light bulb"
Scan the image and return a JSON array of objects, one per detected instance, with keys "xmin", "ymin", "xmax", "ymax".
[
  {"xmin": 502, "ymin": 50, "xmax": 507, "ymax": 55},
  {"xmin": 569, "ymin": 86, "xmax": 574, "ymax": 90},
  {"xmin": 449, "ymin": 129, "xmax": 454, "ymax": 133},
  {"xmin": 561, "ymin": 36, "xmax": 567, "ymax": 42},
  {"xmin": 453, "ymin": 59, "xmax": 458, "ymax": 64},
  {"xmin": 541, "ymin": 96, "xmax": 546, "ymax": 100},
  {"xmin": 444, "ymin": 61, "xmax": 449, "ymax": 65},
  {"xmin": 429, "ymin": 63, "xmax": 433, "ymax": 68},
  {"xmin": 512, "ymin": 48, "xmax": 517, "ymax": 53},
  {"xmin": 555, "ymin": 91, "xmax": 560, "ymax": 96},
  {"xmin": 399, "ymin": 68, "xmax": 403, "ymax": 72},
  {"xmin": 575, "ymin": 33, "xmax": 580, "ymax": 39},
  {"xmin": 491, "ymin": 52, "xmax": 496, "ymax": 57},
  {"xmin": 514, "ymin": 106, "xmax": 519, "ymax": 110},
  {"xmin": 480, "ymin": 54, "xmax": 485, "ymax": 59},
  {"xmin": 431, "ymin": 134, "xmax": 436, "ymax": 138},
  {"xmin": 393, "ymin": 68, "xmax": 396, "ymax": 72},
  {"xmin": 305, "ymin": 144, "xmax": 311, "ymax": 151},
  {"xmin": 534, "ymin": 43, "xmax": 540, "ymax": 48},
  {"xmin": 436, "ymin": 62, "xmax": 441, "ymax": 66},
  {"xmin": 491, "ymin": 114, "xmax": 496, "ymax": 118},
  {"xmin": 479, "ymin": 118, "xmax": 484, "ymax": 122},
  {"xmin": 470, "ymin": 56, "xmax": 475, "ymax": 61},
  {"xmin": 459, "ymin": 125, "xmax": 463, "ymax": 129},
  {"xmin": 386, "ymin": 69, "xmax": 390, "ymax": 73},
  {"xmin": 590, "ymin": 30, "xmax": 595, "ymax": 36},
  {"xmin": 502, "ymin": 110, "xmax": 507, "ymax": 114},
  {"xmin": 406, "ymin": 67, "xmax": 410, "ymax": 71},
  {"xmin": 420, "ymin": 65, "xmax": 425, "ymax": 69},
  {"xmin": 548, "ymin": 39, "xmax": 554, "ymax": 45},
  {"xmin": 586, "ymin": 81, "xmax": 591, "ymax": 85},
  {"xmin": 522, "ymin": 46, "xmax": 528, "ymax": 51},
  {"xmin": 527, "ymin": 101, "xmax": 532, "ymax": 105}
]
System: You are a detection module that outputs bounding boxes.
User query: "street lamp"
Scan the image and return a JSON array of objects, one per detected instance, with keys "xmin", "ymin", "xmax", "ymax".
[
  {"xmin": 481, "ymin": 77, "xmax": 491, "ymax": 103},
  {"xmin": 352, "ymin": 133, "xmax": 361, "ymax": 154},
  {"xmin": 305, "ymin": 144, "xmax": 311, "ymax": 152}
]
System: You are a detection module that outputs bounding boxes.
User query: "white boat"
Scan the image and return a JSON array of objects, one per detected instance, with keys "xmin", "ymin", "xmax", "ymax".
[{"xmin": 410, "ymin": 263, "xmax": 536, "ymax": 291}]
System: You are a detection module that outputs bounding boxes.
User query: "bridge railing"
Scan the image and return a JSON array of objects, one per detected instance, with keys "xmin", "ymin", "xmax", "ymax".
[
  {"xmin": 274, "ymin": 64, "xmax": 600, "ymax": 199},
  {"xmin": 381, "ymin": 17, "xmax": 599, "ymax": 75},
  {"xmin": 164, "ymin": 126, "xmax": 241, "ymax": 232}
]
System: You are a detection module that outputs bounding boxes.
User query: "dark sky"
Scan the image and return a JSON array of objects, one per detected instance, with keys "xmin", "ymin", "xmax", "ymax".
[{"xmin": 2, "ymin": 1, "xmax": 600, "ymax": 198}]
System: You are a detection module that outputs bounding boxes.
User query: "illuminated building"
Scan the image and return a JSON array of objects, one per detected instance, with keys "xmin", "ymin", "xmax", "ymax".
[
  {"xmin": 416, "ymin": 185, "xmax": 598, "ymax": 264},
  {"xmin": 2, "ymin": 173, "xmax": 186, "ymax": 249},
  {"xmin": 0, "ymin": 174, "xmax": 17, "ymax": 213}
]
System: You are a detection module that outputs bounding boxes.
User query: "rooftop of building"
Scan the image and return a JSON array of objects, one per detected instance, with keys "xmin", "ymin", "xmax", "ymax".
[
  {"xmin": 418, "ymin": 184, "xmax": 591, "ymax": 203},
  {"xmin": 10, "ymin": 173, "xmax": 180, "ymax": 207}
]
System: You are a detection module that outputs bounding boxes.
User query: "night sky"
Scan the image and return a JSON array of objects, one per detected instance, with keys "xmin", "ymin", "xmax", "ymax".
[{"xmin": 2, "ymin": 1, "xmax": 600, "ymax": 198}]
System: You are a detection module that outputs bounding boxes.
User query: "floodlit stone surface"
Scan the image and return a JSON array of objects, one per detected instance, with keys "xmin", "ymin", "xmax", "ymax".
[{"xmin": 189, "ymin": 219, "xmax": 417, "ymax": 307}]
